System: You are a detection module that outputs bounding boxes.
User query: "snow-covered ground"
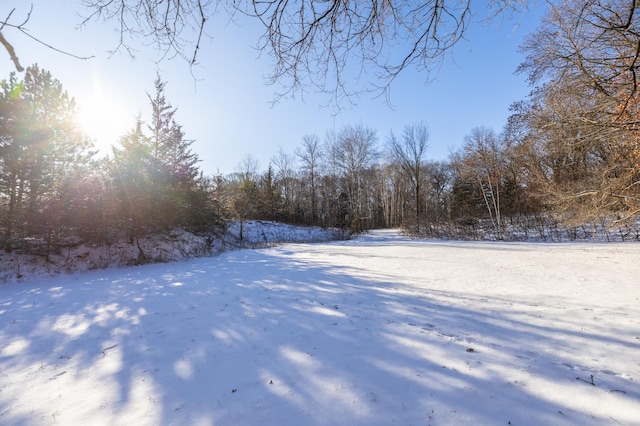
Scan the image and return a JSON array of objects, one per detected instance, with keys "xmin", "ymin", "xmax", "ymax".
[
  {"xmin": 1, "ymin": 229, "xmax": 639, "ymax": 425},
  {"xmin": 0, "ymin": 221, "xmax": 347, "ymax": 282}
]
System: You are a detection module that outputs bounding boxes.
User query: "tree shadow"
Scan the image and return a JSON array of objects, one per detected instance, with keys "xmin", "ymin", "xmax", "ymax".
[{"xmin": 0, "ymin": 238, "xmax": 638, "ymax": 425}]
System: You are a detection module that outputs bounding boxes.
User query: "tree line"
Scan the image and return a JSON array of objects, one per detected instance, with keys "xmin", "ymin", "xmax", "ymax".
[
  {"xmin": 1, "ymin": 0, "xmax": 639, "ymax": 256},
  {"xmin": 206, "ymin": 1, "xmax": 640, "ymax": 242}
]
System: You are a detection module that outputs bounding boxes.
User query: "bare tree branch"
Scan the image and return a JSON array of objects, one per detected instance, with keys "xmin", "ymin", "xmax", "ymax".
[
  {"xmin": 1, "ymin": 4, "xmax": 94, "ymax": 71},
  {"xmin": 5, "ymin": 1, "xmax": 530, "ymax": 105},
  {"xmin": 76, "ymin": 0, "xmax": 531, "ymax": 109},
  {"xmin": 0, "ymin": 29, "xmax": 23, "ymax": 72}
]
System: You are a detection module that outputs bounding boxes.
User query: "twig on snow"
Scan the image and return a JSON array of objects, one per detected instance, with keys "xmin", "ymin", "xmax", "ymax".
[{"xmin": 576, "ymin": 374, "xmax": 596, "ymax": 386}]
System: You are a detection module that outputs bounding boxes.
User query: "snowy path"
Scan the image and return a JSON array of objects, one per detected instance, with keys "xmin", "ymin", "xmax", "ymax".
[{"xmin": 1, "ymin": 229, "xmax": 639, "ymax": 425}]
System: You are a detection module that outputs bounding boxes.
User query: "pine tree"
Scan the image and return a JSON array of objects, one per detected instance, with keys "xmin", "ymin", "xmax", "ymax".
[
  {"xmin": 0, "ymin": 65, "xmax": 94, "ymax": 251},
  {"xmin": 109, "ymin": 75, "xmax": 217, "ymax": 241},
  {"xmin": 110, "ymin": 116, "xmax": 158, "ymax": 242},
  {"xmin": 147, "ymin": 74, "xmax": 204, "ymax": 230},
  {"xmin": 147, "ymin": 73, "xmax": 199, "ymax": 185}
]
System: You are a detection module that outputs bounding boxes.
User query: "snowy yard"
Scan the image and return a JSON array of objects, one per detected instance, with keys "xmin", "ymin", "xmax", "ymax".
[{"xmin": 1, "ymin": 229, "xmax": 639, "ymax": 425}]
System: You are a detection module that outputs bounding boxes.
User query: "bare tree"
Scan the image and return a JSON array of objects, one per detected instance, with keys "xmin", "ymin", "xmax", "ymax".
[
  {"xmin": 453, "ymin": 127, "xmax": 506, "ymax": 239},
  {"xmin": 374, "ymin": 162, "xmax": 406, "ymax": 228},
  {"xmin": 3, "ymin": 1, "xmax": 530, "ymax": 107},
  {"xmin": 295, "ymin": 134, "xmax": 323, "ymax": 225},
  {"xmin": 518, "ymin": 0, "xmax": 640, "ymax": 123},
  {"xmin": 271, "ymin": 147, "xmax": 297, "ymax": 219},
  {"xmin": 424, "ymin": 160, "xmax": 454, "ymax": 232},
  {"xmin": 230, "ymin": 154, "xmax": 261, "ymax": 238},
  {"xmin": 326, "ymin": 123, "xmax": 378, "ymax": 229},
  {"xmin": 517, "ymin": 0, "xmax": 640, "ymax": 226},
  {"xmin": 1, "ymin": 4, "xmax": 94, "ymax": 72},
  {"xmin": 387, "ymin": 122, "xmax": 429, "ymax": 228},
  {"xmin": 236, "ymin": 153, "xmax": 261, "ymax": 183},
  {"xmin": 0, "ymin": 11, "xmax": 24, "ymax": 72},
  {"xmin": 248, "ymin": 0, "xmax": 480, "ymax": 107},
  {"xmin": 78, "ymin": 0, "xmax": 209, "ymax": 63}
]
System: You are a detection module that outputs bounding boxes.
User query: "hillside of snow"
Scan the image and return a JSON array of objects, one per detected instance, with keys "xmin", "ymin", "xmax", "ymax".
[
  {"xmin": 0, "ymin": 221, "xmax": 347, "ymax": 282},
  {"xmin": 1, "ymin": 229, "xmax": 639, "ymax": 425}
]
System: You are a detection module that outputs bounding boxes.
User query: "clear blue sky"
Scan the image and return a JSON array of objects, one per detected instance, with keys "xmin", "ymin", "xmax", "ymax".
[{"xmin": 3, "ymin": 1, "xmax": 545, "ymax": 175}]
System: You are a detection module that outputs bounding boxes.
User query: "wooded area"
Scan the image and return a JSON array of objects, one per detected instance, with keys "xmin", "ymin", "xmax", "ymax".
[
  {"xmin": 1, "ymin": 1, "xmax": 639, "ymax": 257},
  {"xmin": 0, "ymin": 67, "xmax": 218, "ymax": 256}
]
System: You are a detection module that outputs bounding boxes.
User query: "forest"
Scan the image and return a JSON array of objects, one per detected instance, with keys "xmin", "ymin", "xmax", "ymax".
[{"xmin": 1, "ymin": 1, "xmax": 640, "ymax": 258}]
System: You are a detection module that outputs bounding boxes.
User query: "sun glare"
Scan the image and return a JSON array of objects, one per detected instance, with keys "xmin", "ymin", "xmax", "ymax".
[{"xmin": 76, "ymin": 87, "xmax": 131, "ymax": 155}]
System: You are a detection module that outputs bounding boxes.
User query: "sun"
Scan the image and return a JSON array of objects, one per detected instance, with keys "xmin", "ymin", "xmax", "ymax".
[{"xmin": 76, "ymin": 85, "xmax": 131, "ymax": 155}]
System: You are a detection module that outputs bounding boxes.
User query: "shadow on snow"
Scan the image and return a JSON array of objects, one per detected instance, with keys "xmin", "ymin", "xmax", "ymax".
[{"xmin": 0, "ymin": 235, "xmax": 638, "ymax": 425}]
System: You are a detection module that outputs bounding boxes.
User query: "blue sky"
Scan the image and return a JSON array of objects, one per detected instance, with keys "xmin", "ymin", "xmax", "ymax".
[{"xmin": 3, "ymin": 1, "xmax": 545, "ymax": 175}]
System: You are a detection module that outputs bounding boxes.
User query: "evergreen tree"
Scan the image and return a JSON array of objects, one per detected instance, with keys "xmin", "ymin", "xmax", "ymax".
[
  {"xmin": 147, "ymin": 74, "xmax": 205, "ymax": 230},
  {"xmin": 0, "ymin": 65, "xmax": 94, "ymax": 251},
  {"xmin": 147, "ymin": 73, "xmax": 199, "ymax": 184},
  {"xmin": 109, "ymin": 75, "xmax": 217, "ymax": 240},
  {"xmin": 110, "ymin": 116, "xmax": 157, "ymax": 242}
]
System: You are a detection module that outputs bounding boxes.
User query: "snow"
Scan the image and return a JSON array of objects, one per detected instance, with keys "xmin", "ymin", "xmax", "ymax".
[
  {"xmin": 0, "ymin": 221, "xmax": 346, "ymax": 282},
  {"xmin": 1, "ymin": 228, "xmax": 639, "ymax": 425}
]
